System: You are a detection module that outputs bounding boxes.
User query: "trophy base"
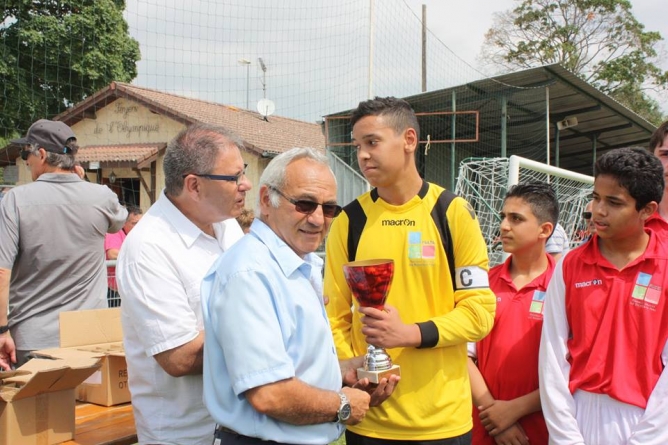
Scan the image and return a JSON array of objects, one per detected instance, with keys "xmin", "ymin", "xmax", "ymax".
[{"xmin": 357, "ymin": 364, "xmax": 401, "ymax": 384}]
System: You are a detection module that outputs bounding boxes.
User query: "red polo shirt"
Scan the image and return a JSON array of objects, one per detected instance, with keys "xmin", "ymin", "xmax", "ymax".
[
  {"xmin": 472, "ymin": 254, "xmax": 554, "ymax": 445},
  {"xmin": 645, "ymin": 211, "xmax": 668, "ymax": 234},
  {"xmin": 563, "ymin": 230, "xmax": 668, "ymax": 409}
]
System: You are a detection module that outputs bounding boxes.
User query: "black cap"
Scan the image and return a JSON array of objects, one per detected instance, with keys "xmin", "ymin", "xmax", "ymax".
[{"xmin": 11, "ymin": 119, "xmax": 77, "ymax": 154}]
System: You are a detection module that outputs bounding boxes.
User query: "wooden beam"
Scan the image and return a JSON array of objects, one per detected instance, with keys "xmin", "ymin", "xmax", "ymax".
[
  {"xmin": 133, "ymin": 168, "xmax": 151, "ymax": 203},
  {"xmin": 150, "ymin": 161, "xmax": 157, "ymax": 204}
]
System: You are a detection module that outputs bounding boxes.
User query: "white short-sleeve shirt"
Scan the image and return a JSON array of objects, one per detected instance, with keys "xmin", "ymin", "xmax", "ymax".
[{"xmin": 117, "ymin": 191, "xmax": 243, "ymax": 445}]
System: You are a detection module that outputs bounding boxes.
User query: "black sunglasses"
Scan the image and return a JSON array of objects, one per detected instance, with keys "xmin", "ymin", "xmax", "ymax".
[
  {"xmin": 269, "ymin": 186, "xmax": 342, "ymax": 218},
  {"xmin": 583, "ymin": 211, "xmax": 592, "ymax": 220},
  {"xmin": 20, "ymin": 150, "xmax": 33, "ymax": 161},
  {"xmin": 184, "ymin": 164, "xmax": 247, "ymax": 184}
]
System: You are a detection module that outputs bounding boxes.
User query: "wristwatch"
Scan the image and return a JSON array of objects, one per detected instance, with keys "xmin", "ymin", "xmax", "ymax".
[
  {"xmin": 0, "ymin": 325, "xmax": 9, "ymax": 335},
  {"xmin": 335, "ymin": 392, "xmax": 351, "ymax": 423}
]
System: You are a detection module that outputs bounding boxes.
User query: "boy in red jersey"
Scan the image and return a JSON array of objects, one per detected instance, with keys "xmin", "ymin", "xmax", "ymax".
[
  {"xmin": 539, "ymin": 147, "xmax": 668, "ymax": 445},
  {"xmin": 468, "ymin": 182, "xmax": 557, "ymax": 445}
]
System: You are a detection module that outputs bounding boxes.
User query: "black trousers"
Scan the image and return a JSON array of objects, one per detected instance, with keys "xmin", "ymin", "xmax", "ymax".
[
  {"xmin": 213, "ymin": 425, "xmax": 312, "ymax": 445},
  {"xmin": 345, "ymin": 430, "xmax": 472, "ymax": 445}
]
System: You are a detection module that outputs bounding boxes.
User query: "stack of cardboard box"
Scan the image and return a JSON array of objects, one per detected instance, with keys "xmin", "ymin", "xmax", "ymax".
[
  {"xmin": 0, "ymin": 357, "xmax": 100, "ymax": 444},
  {"xmin": 35, "ymin": 308, "xmax": 131, "ymax": 407}
]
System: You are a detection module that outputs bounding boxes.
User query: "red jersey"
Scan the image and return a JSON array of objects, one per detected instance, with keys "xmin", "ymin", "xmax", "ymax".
[
  {"xmin": 472, "ymin": 254, "xmax": 554, "ymax": 445},
  {"xmin": 645, "ymin": 211, "xmax": 668, "ymax": 234},
  {"xmin": 562, "ymin": 230, "xmax": 668, "ymax": 408}
]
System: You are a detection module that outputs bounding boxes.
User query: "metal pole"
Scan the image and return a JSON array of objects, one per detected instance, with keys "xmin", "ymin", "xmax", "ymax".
[
  {"xmin": 546, "ymin": 86, "xmax": 550, "ymax": 165},
  {"xmin": 421, "ymin": 4, "xmax": 427, "ymax": 93},
  {"xmin": 238, "ymin": 59, "xmax": 251, "ymax": 109},
  {"xmin": 368, "ymin": 0, "xmax": 375, "ymax": 99},
  {"xmin": 501, "ymin": 95, "xmax": 507, "ymax": 158},
  {"xmin": 555, "ymin": 124, "xmax": 560, "ymax": 168},
  {"xmin": 592, "ymin": 135, "xmax": 597, "ymax": 176},
  {"xmin": 245, "ymin": 64, "xmax": 250, "ymax": 109},
  {"xmin": 450, "ymin": 90, "xmax": 456, "ymax": 190}
]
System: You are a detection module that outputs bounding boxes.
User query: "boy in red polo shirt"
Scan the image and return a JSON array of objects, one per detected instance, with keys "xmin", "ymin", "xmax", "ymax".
[
  {"xmin": 539, "ymin": 147, "xmax": 668, "ymax": 445},
  {"xmin": 468, "ymin": 182, "xmax": 557, "ymax": 445}
]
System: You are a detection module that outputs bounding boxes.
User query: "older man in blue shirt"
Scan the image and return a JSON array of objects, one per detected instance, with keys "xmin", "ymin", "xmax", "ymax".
[{"xmin": 201, "ymin": 147, "xmax": 398, "ymax": 444}]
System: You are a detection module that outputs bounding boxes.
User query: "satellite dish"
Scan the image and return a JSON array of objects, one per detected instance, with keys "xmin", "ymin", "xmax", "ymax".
[{"xmin": 257, "ymin": 98, "xmax": 275, "ymax": 118}]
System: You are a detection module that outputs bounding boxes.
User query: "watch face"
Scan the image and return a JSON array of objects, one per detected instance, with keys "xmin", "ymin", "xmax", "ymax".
[{"xmin": 339, "ymin": 403, "xmax": 352, "ymax": 421}]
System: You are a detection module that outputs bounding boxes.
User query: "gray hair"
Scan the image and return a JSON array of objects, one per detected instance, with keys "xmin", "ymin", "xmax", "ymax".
[
  {"xmin": 257, "ymin": 147, "xmax": 334, "ymax": 213},
  {"xmin": 163, "ymin": 123, "xmax": 245, "ymax": 197},
  {"xmin": 31, "ymin": 140, "xmax": 78, "ymax": 170}
]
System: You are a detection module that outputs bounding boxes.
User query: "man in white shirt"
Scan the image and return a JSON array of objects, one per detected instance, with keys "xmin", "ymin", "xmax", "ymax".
[
  {"xmin": 117, "ymin": 123, "xmax": 251, "ymax": 445},
  {"xmin": 545, "ymin": 222, "xmax": 570, "ymax": 261}
]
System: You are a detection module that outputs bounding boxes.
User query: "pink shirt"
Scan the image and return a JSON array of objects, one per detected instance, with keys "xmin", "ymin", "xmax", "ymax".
[{"xmin": 104, "ymin": 229, "xmax": 126, "ymax": 289}]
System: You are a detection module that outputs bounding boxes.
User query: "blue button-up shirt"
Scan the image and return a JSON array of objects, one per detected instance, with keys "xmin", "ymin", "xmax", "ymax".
[{"xmin": 201, "ymin": 219, "xmax": 344, "ymax": 444}]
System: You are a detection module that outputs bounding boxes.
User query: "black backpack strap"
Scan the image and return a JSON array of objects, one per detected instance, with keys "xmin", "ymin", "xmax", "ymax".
[
  {"xmin": 431, "ymin": 190, "xmax": 457, "ymax": 291},
  {"xmin": 343, "ymin": 199, "xmax": 367, "ymax": 262}
]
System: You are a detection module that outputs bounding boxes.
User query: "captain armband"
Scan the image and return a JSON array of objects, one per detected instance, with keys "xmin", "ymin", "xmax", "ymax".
[{"xmin": 455, "ymin": 266, "xmax": 489, "ymax": 290}]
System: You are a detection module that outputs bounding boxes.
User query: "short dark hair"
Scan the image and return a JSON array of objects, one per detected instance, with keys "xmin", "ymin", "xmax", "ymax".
[
  {"xmin": 504, "ymin": 182, "xmax": 559, "ymax": 226},
  {"xmin": 350, "ymin": 96, "xmax": 420, "ymax": 140},
  {"xmin": 649, "ymin": 120, "xmax": 668, "ymax": 152},
  {"xmin": 594, "ymin": 147, "xmax": 664, "ymax": 210}
]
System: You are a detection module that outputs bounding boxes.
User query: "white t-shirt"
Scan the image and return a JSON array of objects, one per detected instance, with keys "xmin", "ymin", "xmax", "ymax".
[
  {"xmin": 546, "ymin": 222, "xmax": 570, "ymax": 256},
  {"xmin": 117, "ymin": 192, "xmax": 243, "ymax": 445}
]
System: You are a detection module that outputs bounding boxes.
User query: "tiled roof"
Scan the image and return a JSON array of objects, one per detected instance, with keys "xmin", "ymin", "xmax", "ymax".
[
  {"xmin": 56, "ymin": 82, "xmax": 325, "ymax": 155},
  {"xmin": 76, "ymin": 143, "xmax": 165, "ymax": 166}
]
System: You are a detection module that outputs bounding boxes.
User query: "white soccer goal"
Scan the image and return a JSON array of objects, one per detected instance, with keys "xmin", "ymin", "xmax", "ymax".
[{"xmin": 455, "ymin": 156, "xmax": 594, "ymax": 266}]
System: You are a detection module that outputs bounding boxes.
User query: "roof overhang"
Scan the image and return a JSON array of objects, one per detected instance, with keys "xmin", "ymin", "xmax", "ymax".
[{"xmin": 75, "ymin": 143, "xmax": 167, "ymax": 169}]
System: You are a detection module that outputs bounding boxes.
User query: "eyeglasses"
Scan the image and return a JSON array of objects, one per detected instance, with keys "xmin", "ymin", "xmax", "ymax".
[
  {"xmin": 583, "ymin": 211, "xmax": 592, "ymax": 220},
  {"xmin": 20, "ymin": 149, "xmax": 35, "ymax": 161},
  {"xmin": 184, "ymin": 164, "xmax": 247, "ymax": 184},
  {"xmin": 269, "ymin": 186, "xmax": 342, "ymax": 218}
]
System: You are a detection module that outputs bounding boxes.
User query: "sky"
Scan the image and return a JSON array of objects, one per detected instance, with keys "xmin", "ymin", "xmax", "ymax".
[
  {"xmin": 125, "ymin": 0, "xmax": 668, "ymax": 121},
  {"xmin": 404, "ymin": 0, "xmax": 667, "ymax": 69},
  {"xmin": 405, "ymin": 0, "xmax": 668, "ymax": 111}
]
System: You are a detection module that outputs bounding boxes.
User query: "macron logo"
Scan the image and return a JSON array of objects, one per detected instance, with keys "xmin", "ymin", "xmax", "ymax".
[{"xmin": 575, "ymin": 279, "xmax": 602, "ymax": 288}]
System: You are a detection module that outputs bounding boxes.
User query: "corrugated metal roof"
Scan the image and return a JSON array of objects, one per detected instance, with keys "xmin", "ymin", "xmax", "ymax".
[{"xmin": 327, "ymin": 63, "xmax": 657, "ymax": 175}]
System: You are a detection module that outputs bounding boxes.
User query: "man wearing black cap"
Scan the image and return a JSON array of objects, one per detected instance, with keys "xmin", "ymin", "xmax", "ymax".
[{"xmin": 0, "ymin": 119, "xmax": 127, "ymax": 370}]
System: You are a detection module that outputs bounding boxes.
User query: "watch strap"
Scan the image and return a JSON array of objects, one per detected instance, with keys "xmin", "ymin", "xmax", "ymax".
[
  {"xmin": 336, "ymin": 391, "xmax": 351, "ymax": 423},
  {"xmin": 0, "ymin": 325, "xmax": 9, "ymax": 335}
]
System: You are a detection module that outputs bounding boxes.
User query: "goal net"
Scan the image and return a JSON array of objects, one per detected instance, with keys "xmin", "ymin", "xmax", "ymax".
[{"xmin": 455, "ymin": 156, "xmax": 594, "ymax": 266}]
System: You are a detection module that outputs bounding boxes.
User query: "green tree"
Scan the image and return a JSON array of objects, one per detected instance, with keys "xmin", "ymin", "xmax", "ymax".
[
  {"xmin": 481, "ymin": 0, "xmax": 668, "ymax": 124},
  {"xmin": 0, "ymin": 0, "xmax": 140, "ymax": 136}
]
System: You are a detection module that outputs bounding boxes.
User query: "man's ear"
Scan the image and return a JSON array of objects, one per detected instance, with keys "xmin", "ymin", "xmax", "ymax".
[
  {"xmin": 258, "ymin": 185, "xmax": 272, "ymax": 215},
  {"xmin": 640, "ymin": 201, "xmax": 658, "ymax": 221},
  {"xmin": 36, "ymin": 148, "xmax": 48, "ymax": 163},
  {"xmin": 182, "ymin": 175, "xmax": 201, "ymax": 198},
  {"xmin": 404, "ymin": 127, "xmax": 418, "ymax": 154}
]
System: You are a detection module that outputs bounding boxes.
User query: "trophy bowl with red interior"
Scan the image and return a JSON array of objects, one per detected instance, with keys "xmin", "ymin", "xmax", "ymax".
[{"xmin": 343, "ymin": 259, "xmax": 401, "ymax": 384}]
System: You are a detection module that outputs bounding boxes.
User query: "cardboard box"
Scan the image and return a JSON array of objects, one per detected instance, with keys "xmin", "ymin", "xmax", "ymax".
[
  {"xmin": 35, "ymin": 307, "xmax": 130, "ymax": 407},
  {"xmin": 0, "ymin": 357, "xmax": 100, "ymax": 445}
]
